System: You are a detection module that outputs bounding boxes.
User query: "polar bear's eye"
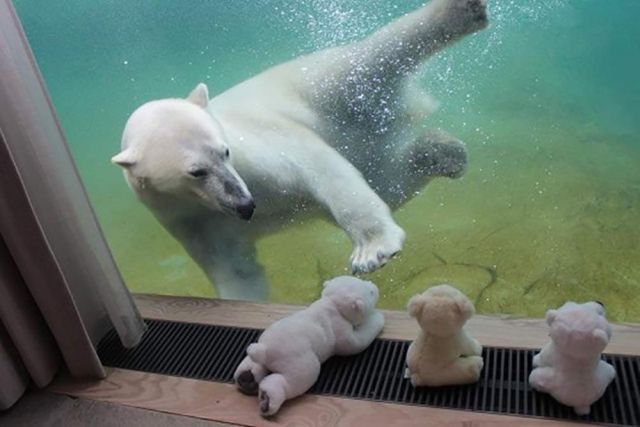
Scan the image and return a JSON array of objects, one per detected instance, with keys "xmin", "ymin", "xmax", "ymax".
[
  {"xmin": 188, "ymin": 168, "xmax": 208, "ymax": 178},
  {"xmin": 224, "ymin": 148, "xmax": 230, "ymax": 158}
]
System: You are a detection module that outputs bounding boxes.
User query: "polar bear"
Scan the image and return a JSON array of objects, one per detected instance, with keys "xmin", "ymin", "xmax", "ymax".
[{"xmin": 112, "ymin": 0, "xmax": 488, "ymax": 300}]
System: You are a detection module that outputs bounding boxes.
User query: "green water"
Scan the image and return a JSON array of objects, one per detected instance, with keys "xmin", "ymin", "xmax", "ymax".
[{"xmin": 14, "ymin": 1, "xmax": 640, "ymax": 321}]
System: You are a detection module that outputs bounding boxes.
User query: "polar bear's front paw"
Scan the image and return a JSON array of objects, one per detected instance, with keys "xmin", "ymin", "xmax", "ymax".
[{"xmin": 350, "ymin": 224, "xmax": 405, "ymax": 274}]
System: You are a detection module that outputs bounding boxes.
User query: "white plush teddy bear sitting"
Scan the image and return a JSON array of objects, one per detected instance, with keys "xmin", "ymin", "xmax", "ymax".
[
  {"xmin": 529, "ymin": 301, "xmax": 616, "ymax": 415},
  {"xmin": 404, "ymin": 284, "xmax": 484, "ymax": 387},
  {"xmin": 233, "ymin": 276, "xmax": 385, "ymax": 417}
]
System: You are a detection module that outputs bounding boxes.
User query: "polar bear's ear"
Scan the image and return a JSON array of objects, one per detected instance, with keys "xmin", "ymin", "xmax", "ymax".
[
  {"xmin": 111, "ymin": 148, "xmax": 137, "ymax": 169},
  {"xmin": 545, "ymin": 309, "xmax": 558, "ymax": 326},
  {"xmin": 187, "ymin": 83, "xmax": 209, "ymax": 108}
]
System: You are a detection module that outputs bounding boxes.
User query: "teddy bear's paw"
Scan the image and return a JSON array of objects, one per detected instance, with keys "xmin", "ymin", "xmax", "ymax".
[
  {"xmin": 350, "ymin": 224, "xmax": 405, "ymax": 274},
  {"xmin": 529, "ymin": 367, "xmax": 554, "ymax": 392},
  {"xmin": 410, "ymin": 374, "xmax": 423, "ymax": 388},
  {"xmin": 532, "ymin": 353, "xmax": 541, "ymax": 368},
  {"xmin": 471, "ymin": 339, "xmax": 483, "ymax": 356},
  {"xmin": 236, "ymin": 370, "xmax": 259, "ymax": 395},
  {"xmin": 468, "ymin": 356, "xmax": 484, "ymax": 379},
  {"xmin": 259, "ymin": 390, "xmax": 274, "ymax": 417},
  {"xmin": 605, "ymin": 363, "xmax": 617, "ymax": 381},
  {"xmin": 574, "ymin": 405, "xmax": 591, "ymax": 416},
  {"xmin": 403, "ymin": 367, "xmax": 411, "ymax": 379}
]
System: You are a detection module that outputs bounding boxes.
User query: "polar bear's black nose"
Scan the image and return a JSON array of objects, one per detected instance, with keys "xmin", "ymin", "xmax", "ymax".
[{"xmin": 236, "ymin": 200, "xmax": 255, "ymax": 221}]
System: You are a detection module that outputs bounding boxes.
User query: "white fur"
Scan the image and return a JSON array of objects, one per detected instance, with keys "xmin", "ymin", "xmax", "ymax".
[
  {"xmin": 404, "ymin": 284, "xmax": 484, "ymax": 387},
  {"xmin": 529, "ymin": 302, "xmax": 616, "ymax": 415},
  {"xmin": 233, "ymin": 276, "xmax": 384, "ymax": 416},
  {"xmin": 113, "ymin": 0, "xmax": 488, "ymax": 300}
]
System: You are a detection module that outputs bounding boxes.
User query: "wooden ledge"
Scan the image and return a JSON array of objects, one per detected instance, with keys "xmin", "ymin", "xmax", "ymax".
[
  {"xmin": 49, "ymin": 368, "xmax": 582, "ymax": 427},
  {"xmin": 133, "ymin": 294, "xmax": 640, "ymax": 355},
  {"xmin": 47, "ymin": 294, "xmax": 639, "ymax": 426}
]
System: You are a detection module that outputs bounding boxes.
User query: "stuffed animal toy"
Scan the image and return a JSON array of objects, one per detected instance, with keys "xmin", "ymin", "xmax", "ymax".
[
  {"xmin": 404, "ymin": 284, "xmax": 484, "ymax": 387},
  {"xmin": 233, "ymin": 276, "xmax": 385, "ymax": 417},
  {"xmin": 529, "ymin": 301, "xmax": 616, "ymax": 415}
]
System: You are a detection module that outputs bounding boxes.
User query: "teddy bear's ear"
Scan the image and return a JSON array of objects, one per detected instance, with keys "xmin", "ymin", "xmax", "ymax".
[
  {"xmin": 455, "ymin": 298, "xmax": 475, "ymax": 318},
  {"xmin": 407, "ymin": 295, "xmax": 424, "ymax": 318},
  {"xmin": 186, "ymin": 83, "xmax": 209, "ymax": 108},
  {"xmin": 592, "ymin": 329, "xmax": 609, "ymax": 347},
  {"xmin": 545, "ymin": 309, "xmax": 558, "ymax": 326}
]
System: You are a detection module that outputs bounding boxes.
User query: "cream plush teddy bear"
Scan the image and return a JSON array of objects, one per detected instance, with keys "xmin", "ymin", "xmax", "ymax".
[
  {"xmin": 529, "ymin": 301, "xmax": 616, "ymax": 415},
  {"xmin": 233, "ymin": 276, "xmax": 384, "ymax": 417},
  {"xmin": 404, "ymin": 284, "xmax": 484, "ymax": 387}
]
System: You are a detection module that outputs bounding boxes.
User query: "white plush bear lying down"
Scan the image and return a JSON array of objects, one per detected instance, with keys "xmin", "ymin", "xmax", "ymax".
[
  {"xmin": 529, "ymin": 301, "xmax": 616, "ymax": 415},
  {"xmin": 112, "ymin": 0, "xmax": 488, "ymax": 301},
  {"xmin": 233, "ymin": 276, "xmax": 384, "ymax": 416}
]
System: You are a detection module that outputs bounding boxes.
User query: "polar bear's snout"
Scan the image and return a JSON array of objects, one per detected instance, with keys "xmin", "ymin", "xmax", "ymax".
[
  {"xmin": 236, "ymin": 199, "xmax": 255, "ymax": 220},
  {"xmin": 213, "ymin": 165, "xmax": 255, "ymax": 220}
]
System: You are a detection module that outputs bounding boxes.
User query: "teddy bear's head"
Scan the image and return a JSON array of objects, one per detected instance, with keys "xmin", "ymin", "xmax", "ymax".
[
  {"xmin": 546, "ymin": 301, "xmax": 611, "ymax": 358},
  {"xmin": 407, "ymin": 284, "xmax": 475, "ymax": 337},
  {"xmin": 322, "ymin": 276, "xmax": 379, "ymax": 326}
]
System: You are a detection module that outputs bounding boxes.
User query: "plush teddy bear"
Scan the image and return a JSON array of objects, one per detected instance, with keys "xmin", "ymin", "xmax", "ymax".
[
  {"xmin": 404, "ymin": 284, "xmax": 484, "ymax": 387},
  {"xmin": 529, "ymin": 301, "xmax": 616, "ymax": 415},
  {"xmin": 233, "ymin": 276, "xmax": 385, "ymax": 417}
]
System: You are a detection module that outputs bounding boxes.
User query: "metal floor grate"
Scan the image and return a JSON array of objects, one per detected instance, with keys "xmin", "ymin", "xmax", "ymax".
[{"xmin": 98, "ymin": 319, "xmax": 640, "ymax": 426}]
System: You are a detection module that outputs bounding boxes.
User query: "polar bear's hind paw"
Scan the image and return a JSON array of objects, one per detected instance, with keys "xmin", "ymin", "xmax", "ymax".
[
  {"xmin": 409, "ymin": 130, "xmax": 468, "ymax": 179},
  {"xmin": 453, "ymin": 0, "xmax": 488, "ymax": 27},
  {"xmin": 436, "ymin": 0, "xmax": 488, "ymax": 36}
]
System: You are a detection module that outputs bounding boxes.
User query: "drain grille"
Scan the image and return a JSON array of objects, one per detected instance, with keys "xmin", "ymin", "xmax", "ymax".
[{"xmin": 98, "ymin": 319, "xmax": 640, "ymax": 426}]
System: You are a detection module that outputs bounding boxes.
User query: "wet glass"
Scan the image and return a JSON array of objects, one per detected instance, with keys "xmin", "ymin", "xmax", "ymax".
[{"xmin": 13, "ymin": 0, "xmax": 640, "ymax": 321}]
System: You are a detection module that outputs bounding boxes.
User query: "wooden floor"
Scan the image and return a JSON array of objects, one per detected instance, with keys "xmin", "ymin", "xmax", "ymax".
[
  {"xmin": 46, "ymin": 294, "xmax": 640, "ymax": 427},
  {"xmin": 0, "ymin": 389, "xmax": 234, "ymax": 427}
]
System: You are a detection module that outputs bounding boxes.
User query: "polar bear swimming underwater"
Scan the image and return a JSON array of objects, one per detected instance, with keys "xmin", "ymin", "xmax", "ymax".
[{"xmin": 112, "ymin": 0, "xmax": 488, "ymax": 300}]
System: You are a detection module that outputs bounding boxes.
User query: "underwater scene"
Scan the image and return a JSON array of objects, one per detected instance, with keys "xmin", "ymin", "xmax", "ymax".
[{"xmin": 14, "ymin": 0, "xmax": 640, "ymax": 321}]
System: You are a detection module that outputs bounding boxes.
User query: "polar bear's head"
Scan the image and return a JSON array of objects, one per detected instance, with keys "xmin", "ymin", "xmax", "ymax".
[
  {"xmin": 322, "ymin": 276, "xmax": 380, "ymax": 326},
  {"xmin": 112, "ymin": 83, "xmax": 255, "ymax": 220}
]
